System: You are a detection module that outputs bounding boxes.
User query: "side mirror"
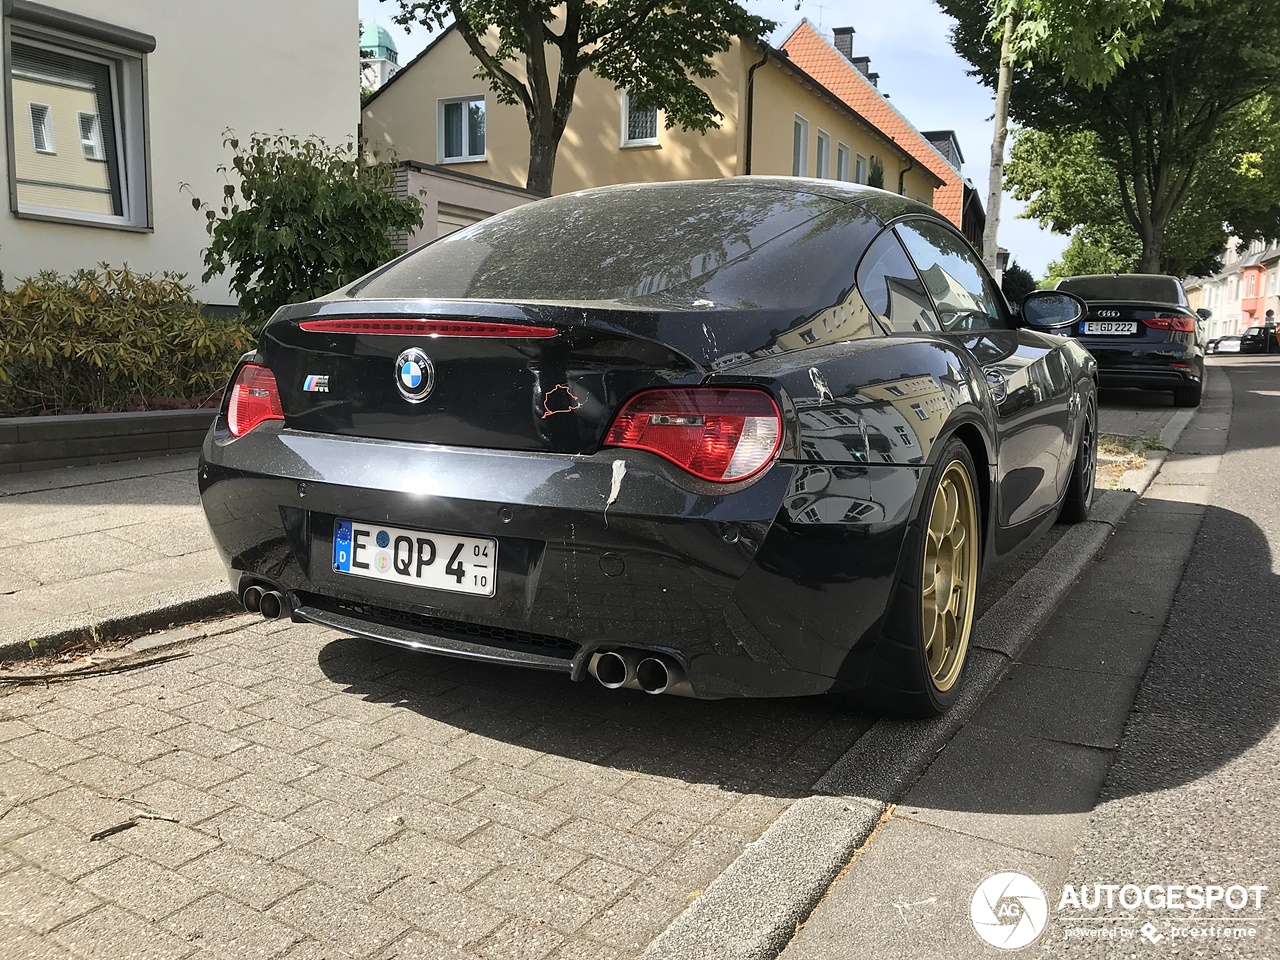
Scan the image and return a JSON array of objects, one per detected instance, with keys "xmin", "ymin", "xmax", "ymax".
[
  {"xmin": 1196, "ymin": 308, "xmax": 1212, "ymax": 320},
  {"xmin": 1020, "ymin": 290, "xmax": 1086, "ymax": 330}
]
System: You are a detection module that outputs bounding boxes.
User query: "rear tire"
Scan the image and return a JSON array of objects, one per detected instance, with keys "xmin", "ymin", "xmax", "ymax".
[
  {"xmin": 859, "ymin": 438, "xmax": 982, "ymax": 717},
  {"xmin": 1174, "ymin": 382, "xmax": 1203, "ymax": 407},
  {"xmin": 1058, "ymin": 390, "xmax": 1097, "ymax": 524}
]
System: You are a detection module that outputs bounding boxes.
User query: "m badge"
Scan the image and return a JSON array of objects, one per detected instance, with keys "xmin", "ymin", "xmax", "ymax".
[{"xmin": 303, "ymin": 375, "xmax": 330, "ymax": 393}]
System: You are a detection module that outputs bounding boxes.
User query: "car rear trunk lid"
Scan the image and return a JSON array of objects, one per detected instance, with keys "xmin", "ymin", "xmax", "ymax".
[{"xmin": 258, "ymin": 300, "xmax": 706, "ymax": 454}]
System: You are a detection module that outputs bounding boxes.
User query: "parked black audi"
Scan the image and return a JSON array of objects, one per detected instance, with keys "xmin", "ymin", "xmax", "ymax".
[
  {"xmin": 199, "ymin": 178, "xmax": 1096, "ymax": 716},
  {"xmin": 1054, "ymin": 273, "xmax": 1204, "ymax": 406}
]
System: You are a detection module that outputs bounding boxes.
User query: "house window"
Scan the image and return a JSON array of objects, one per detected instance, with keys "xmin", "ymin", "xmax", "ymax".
[
  {"xmin": 1247, "ymin": 274, "xmax": 1257, "ymax": 298},
  {"xmin": 29, "ymin": 102, "xmax": 54, "ymax": 153},
  {"xmin": 440, "ymin": 96, "xmax": 486, "ymax": 162},
  {"xmin": 854, "ymin": 153, "xmax": 869, "ymax": 184},
  {"xmin": 78, "ymin": 111, "xmax": 104, "ymax": 160},
  {"xmin": 621, "ymin": 90, "xmax": 659, "ymax": 146},
  {"xmin": 792, "ymin": 115, "xmax": 809, "ymax": 177},
  {"xmin": 816, "ymin": 130, "xmax": 830, "ymax": 179},
  {"xmin": 6, "ymin": 10, "xmax": 152, "ymax": 228},
  {"xmin": 836, "ymin": 143, "xmax": 850, "ymax": 181}
]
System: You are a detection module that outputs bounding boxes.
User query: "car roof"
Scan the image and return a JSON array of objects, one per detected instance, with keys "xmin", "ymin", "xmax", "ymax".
[{"xmin": 559, "ymin": 176, "xmax": 952, "ymax": 230}]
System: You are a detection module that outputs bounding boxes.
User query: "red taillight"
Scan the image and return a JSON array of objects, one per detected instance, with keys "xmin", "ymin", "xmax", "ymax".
[
  {"xmin": 227, "ymin": 364, "xmax": 284, "ymax": 437},
  {"xmin": 297, "ymin": 318, "xmax": 558, "ymax": 338},
  {"xmin": 1142, "ymin": 316, "xmax": 1196, "ymax": 332},
  {"xmin": 603, "ymin": 388, "xmax": 782, "ymax": 482}
]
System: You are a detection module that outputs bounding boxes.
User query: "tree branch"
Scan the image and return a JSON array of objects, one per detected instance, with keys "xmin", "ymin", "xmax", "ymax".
[{"xmin": 448, "ymin": 1, "xmax": 532, "ymax": 114}]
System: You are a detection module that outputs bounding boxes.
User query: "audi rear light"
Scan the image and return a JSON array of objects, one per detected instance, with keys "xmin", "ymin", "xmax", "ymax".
[
  {"xmin": 227, "ymin": 364, "xmax": 285, "ymax": 437},
  {"xmin": 1142, "ymin": 316, "xmax": 1196, "ymax": 332},
  {"xmin": 297, "ymin": 318, "xmax": 558, "ymax": 338},
  {"xmin": 604, "ymin": 388, "xmax": 782, "ymax": 482}
]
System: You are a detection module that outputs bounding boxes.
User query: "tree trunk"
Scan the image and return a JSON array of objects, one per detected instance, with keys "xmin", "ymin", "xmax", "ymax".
[
  {"xmin": 1137, "ymin": 233, "xmax": 1163, "ymax": 273},
  {"xmin": 526, "ymin": 118, "xmax": 558, "ymax": 195},
  {"xmin": 982, "ymin": 11, "xmax": 1017, "ymax": 272}
]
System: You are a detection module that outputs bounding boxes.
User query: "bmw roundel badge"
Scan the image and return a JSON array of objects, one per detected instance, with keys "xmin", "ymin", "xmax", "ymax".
[{"xmin": 394, "ymin": 347, "xmax": 434, "ymax": 403}]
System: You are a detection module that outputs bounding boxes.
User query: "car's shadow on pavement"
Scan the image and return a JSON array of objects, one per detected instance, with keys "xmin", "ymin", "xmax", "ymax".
[
  {"xmin": 317, "ymin": 633, "xmax": 876, "ymax": 802},
  {"xmin": 1097, "ymin": 387, "xmax": 1179, "ymax": 408},
  {"xmin": 1086, "ymin": 501, "xmax": 1280, "ymax": 804}
]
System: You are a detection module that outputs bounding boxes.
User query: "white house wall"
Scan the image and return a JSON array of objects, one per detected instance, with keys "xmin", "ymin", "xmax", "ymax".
[{"xmin": 0, "ymin": 0, "xmax": 357, "ymax": 307}]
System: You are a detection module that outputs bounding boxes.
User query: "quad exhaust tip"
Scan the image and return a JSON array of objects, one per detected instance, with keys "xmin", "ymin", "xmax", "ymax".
[
  {"xmin": 259, "ymin": 590, "xmax": 285, "ymax": 621},
  {"xmin": 242, "ymin": 585, "xmax": 263, "ymax": 614},
  {"xmin": 589, "ymin": 649, "xmax": 693, "ymax": 697},
  {"xmin": 242, "ymin": 585, "xmax": 286, "ymax": 621},
  {"xmin": 636, "ymin": 657, "xmax": 675, "ymax": 695}
]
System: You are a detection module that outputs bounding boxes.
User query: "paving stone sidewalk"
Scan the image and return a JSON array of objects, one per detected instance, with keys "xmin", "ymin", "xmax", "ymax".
[
  {"xmin": 0, "ymin": 611, "xmax": 872, "ymax": 960},
  {"xmin": 0, "ymin": 454, "xmax": 227, "ymax": 653}
]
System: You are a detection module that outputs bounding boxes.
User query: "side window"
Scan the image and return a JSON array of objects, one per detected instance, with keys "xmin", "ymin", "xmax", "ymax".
[
  {"xmin": 856, "ymin": 229, "xmax": 940, "ymax": 334},
  {"xmin": 895, "ymin": 220, "xmax": 1010, "ymax": 332}
]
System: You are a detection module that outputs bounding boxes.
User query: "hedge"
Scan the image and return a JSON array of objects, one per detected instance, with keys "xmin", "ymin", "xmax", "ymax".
[{"xmin": 0, "ymin": 266, "xmax": 256, "ymax": 417}]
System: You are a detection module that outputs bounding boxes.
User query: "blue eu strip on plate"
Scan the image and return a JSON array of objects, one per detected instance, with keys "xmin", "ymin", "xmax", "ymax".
[{"xmin": 334, "ymin": 520, "xmax": 353, "ymax": 572}]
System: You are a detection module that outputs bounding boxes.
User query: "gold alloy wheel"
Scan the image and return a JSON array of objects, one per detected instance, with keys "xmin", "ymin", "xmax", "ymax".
[{"xmin": 921, "ymin": 459, "xmax": 979, "ymax": 692}]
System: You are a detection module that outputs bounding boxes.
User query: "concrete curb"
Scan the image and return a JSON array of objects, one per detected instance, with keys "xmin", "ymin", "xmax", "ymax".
[
  {"xmin": 641, "ymin": 395, "xmax": 1201, "ymax": 960},
  {"xmin": 0, "ymin": 585, "xmax": 238, "ymax": 663}
]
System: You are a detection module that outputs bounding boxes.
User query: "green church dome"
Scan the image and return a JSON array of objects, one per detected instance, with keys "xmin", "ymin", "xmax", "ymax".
[{"xmin": 360, "ymin": 22, "xmax": 399, "ymax": 64}]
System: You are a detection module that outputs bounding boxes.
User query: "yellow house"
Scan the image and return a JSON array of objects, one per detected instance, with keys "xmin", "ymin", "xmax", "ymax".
[{"xmin": 362, "ymin": 23, "xmax": 942, "ymax": 242}]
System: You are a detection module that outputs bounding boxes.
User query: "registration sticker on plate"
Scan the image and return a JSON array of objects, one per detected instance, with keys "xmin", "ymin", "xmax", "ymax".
[
  {"xmin": 333, "ymin": 519, "xmax": 496, "ymax": 597},
  {"xmin": 1083, "ymin": 321, "xmax": 1137, "ymax": 335}
]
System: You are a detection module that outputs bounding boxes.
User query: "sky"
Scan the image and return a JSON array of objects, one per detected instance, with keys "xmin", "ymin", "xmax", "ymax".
[{"xmin": 358, "ymin": 0, "xmax": 1069, "ymax": 278}]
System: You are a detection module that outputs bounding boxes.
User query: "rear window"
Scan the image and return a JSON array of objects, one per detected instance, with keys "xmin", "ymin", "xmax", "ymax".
[
  {"xmin": 350, "ymin": 183, "xmax": 848, "ymax": 307},
  {"xmin": 1056, "ymin": 274, "xmax": 1186, "ymax": 305}
]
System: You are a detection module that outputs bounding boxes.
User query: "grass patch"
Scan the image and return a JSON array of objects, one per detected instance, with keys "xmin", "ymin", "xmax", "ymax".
[{"xmin": 1098, "ymin": 433, "xmax": 1148, "ymax": 487}]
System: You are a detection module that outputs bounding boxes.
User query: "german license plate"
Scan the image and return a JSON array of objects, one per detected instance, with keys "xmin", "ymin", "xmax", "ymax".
[
  {"xmin": 1083, "ymin": 321, "xmax": 1137, "ymax": 335},
  {"xmin": 333, "ymin": 519, "xmax": 496, "ymax": 597}
]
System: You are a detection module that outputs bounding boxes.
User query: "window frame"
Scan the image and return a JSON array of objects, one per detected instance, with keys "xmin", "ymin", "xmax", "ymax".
[
  {"xmin": 620, "ymin": 90, "xmax": 660, "ymax": 148},
  {"xmin": 28, "ymin": 100, "xmax": 53, "ymax": 153},
  {"xmin": 854, "ymin": 224, "xmax": 941, "ymax": 336},
  {"xmin": 815, "ymin": 129, "xmax": 830, "ymax": 179},
  {"xmin": 77, "ymin": 109, "xmax": 104, "ymax": 160},
  {"xmin": 4, "ymin": 9, "xmax": 152, "ymax": 231},
  {"xmin": 836, "ymin": 143, "xmax": 850, "ymax": 181},
  {"xmin": 854, "ymin": 152, "xmax": 869, "ymax": 184},
  {"xmin": 792, "ymin": 115, "xmax": 809, "ymax": 177},
  {"xmin": 892, "ymin": 215, "xmax": 1014, "ymax": 334},
  {"xmin": 437, "ymin": 94, "xmax": 486, "ymax": 163}
]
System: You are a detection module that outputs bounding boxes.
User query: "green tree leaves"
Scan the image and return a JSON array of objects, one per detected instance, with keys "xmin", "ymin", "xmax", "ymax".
[
  {"xmin": 1008, "ymin": 93, "xmax": 1280, "ymax": 277},
  {"xmin": 193, "ymin": 132, "xmax": 423, "ymax": 325},
  {"xmin": 943, "ymin": 0, "xmax": 1280, "ymax": 273}
]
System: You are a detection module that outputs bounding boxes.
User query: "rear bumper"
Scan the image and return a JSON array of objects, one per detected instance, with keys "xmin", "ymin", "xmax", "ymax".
[
  {"xmin": 1096, "ymin": 367, "xmax": 1200, "ymax": 389},
  {"xmin": 198, "ymin": 421, "xmax": 917, "ymax": 698},
  {"xmin": 1077, "ymin": 338, "xmax": 1202, "ymax": 390}
]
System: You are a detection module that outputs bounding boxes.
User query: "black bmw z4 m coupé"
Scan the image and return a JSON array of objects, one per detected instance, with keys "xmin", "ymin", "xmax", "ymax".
[{"xmin": 199, "ymin": 178, "xmax": 1097, "ymax": 716}]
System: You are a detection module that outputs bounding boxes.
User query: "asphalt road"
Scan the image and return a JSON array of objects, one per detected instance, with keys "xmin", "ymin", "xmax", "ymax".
[{"xmin": 1047, "ymin": 353, "xmax": 1280, "ymax": 957}]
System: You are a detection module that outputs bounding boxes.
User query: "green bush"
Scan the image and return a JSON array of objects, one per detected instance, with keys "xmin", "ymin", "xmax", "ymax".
[
  {"xmin": 0, "ymin": 266, "xmax": 255, "ymax": 416},
  {"xmin": 190, "ymin": 132, "xmax": 423, "ymax": 325}
]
